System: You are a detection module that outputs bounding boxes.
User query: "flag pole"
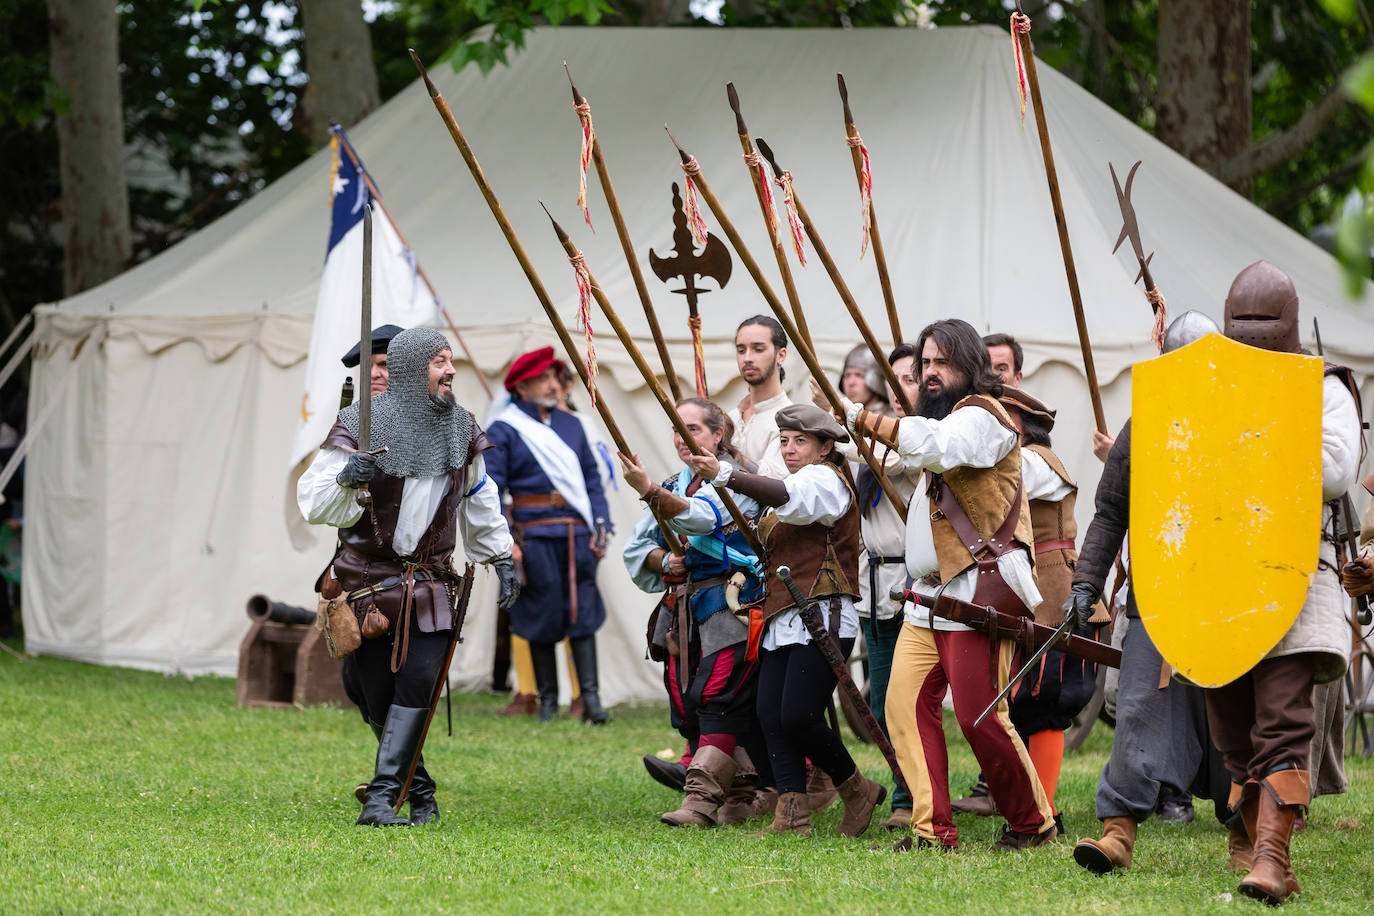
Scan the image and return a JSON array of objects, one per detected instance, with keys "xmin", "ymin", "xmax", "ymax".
[{"xmin": 334, "ymin": 128, "xmax": 494, "ymax": 401}]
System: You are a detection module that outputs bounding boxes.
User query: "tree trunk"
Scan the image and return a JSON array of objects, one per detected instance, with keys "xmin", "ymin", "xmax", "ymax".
[
  {"xmin": 1155, "ymin": 0, "xmax": 1252, "ymax": 197},
  {"xmin": 296, "ymin": 0, "xmax": 382, "ymax": 149},
  {"xmin": 48, "ymin": 0, "xmax": 131, "ymax": 296}
]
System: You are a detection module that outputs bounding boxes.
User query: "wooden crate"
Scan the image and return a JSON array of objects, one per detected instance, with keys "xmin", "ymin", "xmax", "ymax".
[{"xmin": 235, "ymin": 620, "xmax": 356, "ymax": 709}]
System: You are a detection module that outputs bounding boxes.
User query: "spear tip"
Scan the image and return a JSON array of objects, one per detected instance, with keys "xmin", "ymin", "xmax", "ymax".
[
  {"xmin": 836, "ymin": 73, "xmax": 855, "ymax": 125},
  {"xmin": 563, "ymin": 61, "xmax": 583, "ymax": 104},
  {"xmin": 725, "ymin": 82, "xmax": 747, "ymax": 135},
  {"xmin": 755, "ymin": 137, "xmax": 782, "ymax": 175},
  {"xmin": 409, "ymin": 49, "xmax": 438, "ymax": 98},
  {"xmin": 664, "ymin": 124, "xmax": 691, "ymax": 164},
  {"xmin": 539, "ymin": 201, "xmax": 572, "ymax": 244}
]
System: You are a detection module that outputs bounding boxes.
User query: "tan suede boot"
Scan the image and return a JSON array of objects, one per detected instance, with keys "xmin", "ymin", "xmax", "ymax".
[
  {"xmin": 1238, "ymin": 772, "xmax": 1306, "ymax": 905},
  {"xmin": 806, "ymin": 767, "xmax": 838, "ymax": 813},
  {"xmin": 881, "ymin": 808, "xmax": 913, "ymax": 831},
  {"xmin": 661, "ymin": 746, "xmax": 736, "ymax": 827},
  {"xmin": 753, "ymin": 788, "xmax": 778, "ymax": 818},
  {"xmin": 1072, "ymin": 817, "xmax": 1138, "ymax": 874},
  {"xmin": 751, "ymin": 792, "xmax": 812, "ymax": 837},
  {"xmin": 836, "ymin": 770, "xmax": 888, "ymax": 838},
  {"xmin": 716, "ymin": 748, "xmax": 761, "ymax": 825},
  {"xmin": 1227, "ymin": 780, "xmax": 1258, "ymax": 872}
]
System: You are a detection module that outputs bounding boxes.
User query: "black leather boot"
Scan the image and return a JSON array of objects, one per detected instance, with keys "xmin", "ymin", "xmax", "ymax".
[
  {"xmin": 529, "ymin": 641, "xmax": 560, "ymax": 723},
  {"xmin": 356, "ymin": 719, "xmax": 386, "ymax": 805},
  {"xmin": 408, "ymin": 756, "xmax": 439, "ymax": 825},
  {"xmin": 569, "ymin": 635, "xmax": 609, "ymax": 724},
  {"xmin": 357, "ymin": 705, "xmax": 427, "ymax": 827}
]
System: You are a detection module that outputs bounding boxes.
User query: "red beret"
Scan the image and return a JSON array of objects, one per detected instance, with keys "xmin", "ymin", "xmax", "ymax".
[{"xmin": 504, "ymin": 346, "xmax": 564, "ymax": 392}]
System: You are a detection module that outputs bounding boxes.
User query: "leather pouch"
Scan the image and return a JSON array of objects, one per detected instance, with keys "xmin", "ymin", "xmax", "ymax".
[{"xmin": 316, "ymin": 569, "xmax": 361, "ymax": 658}]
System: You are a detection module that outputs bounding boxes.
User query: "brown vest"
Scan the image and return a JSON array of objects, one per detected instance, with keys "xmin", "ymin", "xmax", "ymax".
[
  {"xmin": 1025, "ymin": 443, "xmax": 1079, "ymax": 627},
  {"xmin": 320, "ymin": 419, "xmax": 483, "ymax": 632},
  {"xmin": 929, "ymin": 395, "xmax": 1035, "ymax": 585},
  {"xmin": 757, "ymin": 461, "xmax": 861, "ymax": 620}
]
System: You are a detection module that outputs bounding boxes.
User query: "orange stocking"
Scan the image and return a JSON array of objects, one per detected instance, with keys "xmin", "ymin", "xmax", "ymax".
[{"xmin": 1028, "ymin": 730, "xmax": 1064, "ymax": 813}]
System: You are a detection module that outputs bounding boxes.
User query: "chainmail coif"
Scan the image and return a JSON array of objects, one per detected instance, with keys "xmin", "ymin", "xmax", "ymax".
[{"xmin": 339, "ymin": 327, "xmax": 473, "ymax": 478}]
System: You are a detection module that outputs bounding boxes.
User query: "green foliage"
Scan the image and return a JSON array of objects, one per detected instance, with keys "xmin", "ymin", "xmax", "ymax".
[{"xmin": 1, "ymin": 650, "xmax": 1373, "ymax": 913}]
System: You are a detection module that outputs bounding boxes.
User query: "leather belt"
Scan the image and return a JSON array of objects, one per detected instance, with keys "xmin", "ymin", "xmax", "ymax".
[
  {"xmin": 512, "ymin": 491, "xmax": 569, "ymax": 509},
  {"xmin": 1034, "ymin": 539, "xmax": 1075, "ymax": 554},
  {"xmin": 514, "ymin": 514, "xmax": 586, "ymax": 624},
  {"xmin": 684, "ymin": 574, "xmax": 732, "ymax": 595}
]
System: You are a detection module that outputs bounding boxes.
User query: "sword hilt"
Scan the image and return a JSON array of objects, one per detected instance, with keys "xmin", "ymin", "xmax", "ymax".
[{"xmin": 776, "ymin": 566, "xmax": 808, "ymax": 609}]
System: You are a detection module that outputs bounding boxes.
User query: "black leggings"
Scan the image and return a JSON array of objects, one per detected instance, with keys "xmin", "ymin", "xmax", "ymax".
[
  {"xmin": 755, "ymin": 638, "xmax": 857, "ymax": 795},
  {"xmin": 353, "ymin": 617, "xmax": 452, "ymax": 721}
]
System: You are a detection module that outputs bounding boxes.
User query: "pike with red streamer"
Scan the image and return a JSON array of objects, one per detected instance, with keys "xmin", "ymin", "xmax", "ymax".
[
  {"xmin": 679, "ymin": 156, "xmax": 710, "ymax": 247},
  {"xmin": 568, "ymin": 248, "xmax": 599, "ymax": 405},
  {"xmin": 773, "ymin": 169, "xmax": 807, "ymax": 267},
  {"xmin": 846, "ymin": 134, "xmax": 873, "ymax": 258},
  {"xmin": 1011, "ymin": 13, "xmax": 1032, "ymax": 128},
  {"xmin": 742, "ymin": 150, "xmax": 778, "ymax": 241},
  {"xmin": 574, "ymin": 101, "xmax": 596, "ymax": 231}
]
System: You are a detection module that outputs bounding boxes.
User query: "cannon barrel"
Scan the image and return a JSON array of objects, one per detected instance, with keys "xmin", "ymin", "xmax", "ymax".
[{"xmin": 245, "ymin": 595, "xmax": 316, "ymax": 626}]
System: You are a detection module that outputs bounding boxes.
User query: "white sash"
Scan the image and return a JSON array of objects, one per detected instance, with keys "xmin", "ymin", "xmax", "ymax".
[{"xmin": 496, "ymin": 403, "xmax": 594, "ymax": 527}]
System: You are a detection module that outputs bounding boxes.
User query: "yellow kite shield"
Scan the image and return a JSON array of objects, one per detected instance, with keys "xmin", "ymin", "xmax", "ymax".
[{"xmin": 1130, "ymin": 334, "xmax": 1322, "ymax": 687}]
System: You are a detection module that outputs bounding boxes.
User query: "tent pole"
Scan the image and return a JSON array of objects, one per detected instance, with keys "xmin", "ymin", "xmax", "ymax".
[
  {"xmin": 0, "ymin": 327, "xmax": 38, "ymax": 396},
  {"xmin": 0, "ymin": 313, "xmax": 33, "ymax": 367}
]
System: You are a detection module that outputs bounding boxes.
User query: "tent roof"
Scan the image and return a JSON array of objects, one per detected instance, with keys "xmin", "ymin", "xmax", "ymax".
[{"xmin": 46, "ymin": 25, "xmax": 1374, "ymax": 381}]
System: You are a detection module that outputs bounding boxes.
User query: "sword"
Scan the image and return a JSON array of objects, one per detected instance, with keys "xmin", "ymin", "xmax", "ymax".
[
  {"xmin": 972, "ymin": 615, "xmax": 1073, "ymax": 729},
  {"xmin": 356, "ymin": 202, "xmax": 374, "ymax": 509},
  {"xmin": 776, "ymin": 566, "xmax": 910, "ymax": 799},
  {"xmin": 395, "ymin": 564, "xmax": 475, "ymax": 813}
]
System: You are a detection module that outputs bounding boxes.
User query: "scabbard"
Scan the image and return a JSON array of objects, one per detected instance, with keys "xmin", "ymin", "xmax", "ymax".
[
  {"xmin": 796, "ymin": 601, "xmax": 911, "ymax": 801},
  {"xmin": 908, "ymin": 590, "xmax": 1121, "ymax": 669}
]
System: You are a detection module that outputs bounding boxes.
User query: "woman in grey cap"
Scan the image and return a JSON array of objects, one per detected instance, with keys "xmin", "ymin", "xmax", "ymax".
[{"xmin": 687, "ymin": 403, "xmax": 886, "ymax": 838}]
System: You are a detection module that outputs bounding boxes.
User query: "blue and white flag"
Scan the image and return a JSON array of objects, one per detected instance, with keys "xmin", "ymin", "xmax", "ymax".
[{"xmin": 288, "ymin": 127, "xmax": 439, "ymax": 472}]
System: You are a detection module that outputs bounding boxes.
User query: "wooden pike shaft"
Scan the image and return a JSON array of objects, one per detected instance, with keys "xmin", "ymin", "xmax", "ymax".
[
  {"xmin": 665, "ymin": 129, "xmax": 909, "ymax": 519},
  {"xmin": 544, "ymin": 207, "xmax": 763, "ymax": 555},
  {"xmin": 726, "ymin": 83, "xmax": 812, "ymax": 353},
  {"xmin": 838, "ymin": 74, "xmax": 901, "ymax": 347},
  {"xmin": 336, "ymin": 134, "xmax": 493, "ymax": 400},
  {"xmin": 565, "ymin": 66, "xmax": 683, "ymax": 403},
  {"xmin": 408, "ymin": 50, "xmax": 682, "ymax": 553},
  {"xmin": 754, "ymin": 138, "xmax": 912, "ymax": 417},
  {"xmin": 1015, "ymin": 26, "xmax": 1107, "ymax": 433}
]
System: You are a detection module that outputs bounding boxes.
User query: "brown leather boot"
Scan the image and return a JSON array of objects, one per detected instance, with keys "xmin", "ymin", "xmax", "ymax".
[
  {"xmin": 497, "ymin": 693, "xmax": 536, "ymax": 716},
  {"xmin": 1238, "ymin": 772, "xmax": 1306, "ymax": 905},
  {"xmin": 951, "ymin": 776, "xmax": 998, "ymax": 816},
  {"xmin": 751, "ymin": 792, "xmax": 812, "ymax": 837},
  {"xmin": 1072, "ymin": 817, "xmax": 1138, "ymax": 873},
  {"xmin": 1227, "ymin": 780, "xmax": 1258, "ymax": 872},
  {"xmin": 753, "ymin": 788, "xmax": 778, "ymax": 818},
  {"xmin": 806, "ymin": 767, "xmax": 838, "ymax": 813},
  {"xmin": 836, "ymin": 770, "xmax": 888, "ymax": 838},
  {"xmin": 661, "ymin": 746, "xmax": 736, "ymax": 827},
  {"xmin": 716, "ymin": 748, "xmax": 761, "ymax": 825},
  {"xmin": 881, "ymin": 808, "xmax": 913, "ymax": 831}
]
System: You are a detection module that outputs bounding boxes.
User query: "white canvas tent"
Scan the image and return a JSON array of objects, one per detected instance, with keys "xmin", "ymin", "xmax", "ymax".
[{"xmin": 24, "ymin": 26, "xmax": 1374, "ymax": 702}]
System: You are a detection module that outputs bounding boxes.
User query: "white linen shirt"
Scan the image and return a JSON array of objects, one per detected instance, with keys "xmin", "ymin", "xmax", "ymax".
[
  {"xmin": 296, "ymin": 448, "xmax": 512, "ymax": 561},
  {"xmin": 846, "ymin": 402, "xmax": 1043, "ymax": 631},
  {"xmin": 729, "ymin": 390, "xmax": 792, "ymax": 480}
]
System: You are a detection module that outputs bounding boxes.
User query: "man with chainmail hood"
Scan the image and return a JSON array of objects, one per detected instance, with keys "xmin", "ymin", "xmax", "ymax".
[{"xmin": 298, "ymin": 327, "xmax": 520, "ymax": 827}]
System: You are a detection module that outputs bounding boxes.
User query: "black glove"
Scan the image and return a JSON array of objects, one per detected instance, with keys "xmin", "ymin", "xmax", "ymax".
[
  {"xmin": 494, "ymin": 556, "xmax": 521, "ymax": 610},
  {"xmin": 1062, "ymin": 582, "xmax": 1100, "ymax": 634},
  {"xmin": 336, "ymin": 452, "xmax": 377, "ymax": 489}
]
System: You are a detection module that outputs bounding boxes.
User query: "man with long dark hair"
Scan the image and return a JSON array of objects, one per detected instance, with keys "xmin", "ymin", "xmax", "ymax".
[{"xmin": 843, "ymin": 318, "xmax": 1055, "ymax": 851}]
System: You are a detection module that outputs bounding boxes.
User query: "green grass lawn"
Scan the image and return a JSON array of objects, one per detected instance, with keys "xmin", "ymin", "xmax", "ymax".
[{"xmin": 1, "ymin": 645, "xmax": 1370, "ymax": 914}]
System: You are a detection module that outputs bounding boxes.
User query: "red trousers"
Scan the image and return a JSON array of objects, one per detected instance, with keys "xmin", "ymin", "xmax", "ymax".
[{"xmin": 886, "ymin": 623, "xmax": 1053, "ymax": 845}]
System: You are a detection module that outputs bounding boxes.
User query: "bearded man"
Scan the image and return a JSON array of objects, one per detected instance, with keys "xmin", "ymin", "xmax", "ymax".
[
  {"xmin": 844, "ymin": 318, "xmax": 1055, "ymax": 851},
  {"xmin": 729, "ymin": 315, "xmax": 792, "ymax": 480},
  {"xmin": 298, "ymin": 327, "xmax": 520, "ymax": 827}
]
